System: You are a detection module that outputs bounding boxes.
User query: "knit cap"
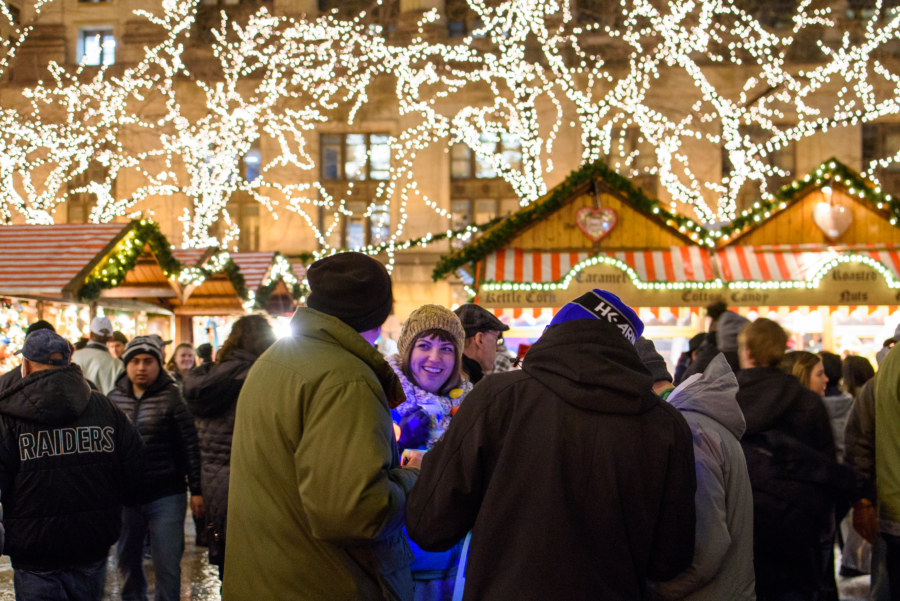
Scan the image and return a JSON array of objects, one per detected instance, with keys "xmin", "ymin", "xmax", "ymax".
[
  {"xmin": 717, "ymin": 311, "xmax": 750, "ymax": 353},
  {"xmin": 306, "ymin": 252, "xmax": 393, "ymax": 332},
  {"xmin": 398, "ymin": 304, "xmax": 466, "ymax": 360},
  {"xmin": 635, "ymin": 337, "xmax": 673, "ymax": 383},
  {"xmin": 122, "ymin": 336, "xmax": 164, "ymax": 367},
  {"xmin": 549, "ymin": 289, "xmax": 643, "ymax": 344}
]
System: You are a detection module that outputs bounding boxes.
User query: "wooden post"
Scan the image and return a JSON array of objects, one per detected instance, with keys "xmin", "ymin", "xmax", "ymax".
[
  {"xmin": 37, "ymin": 300, "xmax": 44, "ymax": 320},
  {"xmin": 822, "ymin": 309, "xmax": 834, "ymax": 353}
]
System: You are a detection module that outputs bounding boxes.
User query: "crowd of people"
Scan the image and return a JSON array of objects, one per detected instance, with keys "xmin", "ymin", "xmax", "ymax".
[{"xmin": 0, "ymin": 252, "xmax": 899, "ymax": 601}]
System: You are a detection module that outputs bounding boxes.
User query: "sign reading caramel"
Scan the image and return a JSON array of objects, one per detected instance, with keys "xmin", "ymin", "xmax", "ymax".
[{"xmin": 478, "ymin": 262, "xmax": 899, "ymax": 308}]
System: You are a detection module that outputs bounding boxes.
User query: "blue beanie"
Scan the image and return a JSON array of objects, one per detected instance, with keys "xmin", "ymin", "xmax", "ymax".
[{"xmin": 549, "ymin": 290, "xmax": 644, "ymax": 344}]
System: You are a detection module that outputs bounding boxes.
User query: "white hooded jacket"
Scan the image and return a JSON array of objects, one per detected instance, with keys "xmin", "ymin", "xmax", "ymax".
[{"xmin": 649, "ymin": 354, "xmax": 756, "ymax": 601}]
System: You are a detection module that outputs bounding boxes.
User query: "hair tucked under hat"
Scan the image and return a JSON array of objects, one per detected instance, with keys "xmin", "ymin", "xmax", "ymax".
[
  {"xmin": 397, "ymin": 305, "xmax": 466, "ymax": 395},
  {"xmin": 306, "ymin": 252, "xmax": 393, "ymax": 333}
]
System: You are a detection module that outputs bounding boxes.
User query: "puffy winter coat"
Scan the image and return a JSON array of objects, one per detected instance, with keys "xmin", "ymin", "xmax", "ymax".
[
  {"xmin": 876, "ymin": 345, "xmax": 900, "ymax": 536},
  {"xmin": 736, "ymin": 366, "xmax": 851, "ymax": 595},
  {"xmin": 406, "ymin": 318, "xmax": 697, "ymax": 601},
  {"xmin": 648, "ymin": 354, "xmax": 756, "ymax": 601},
  {"xmin": 0, "ymin": 363, "xmax": 144, "ymax": 570},
  {"xmin": 183, "ymin": 349, "xmax": 258, "ymax": 565},
  {"xmin": 108, "ymin": 369, "xmax": 202, "ymax": 504},
  {"xmin": 224, "ymin": 308, "xmax": 419, "ymax": 601}
]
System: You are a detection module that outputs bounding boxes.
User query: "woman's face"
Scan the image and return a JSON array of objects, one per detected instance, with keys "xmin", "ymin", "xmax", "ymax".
[
  {"xmin": 409, "ymin": 335, "xmax": 455, "ymax": 394},
  {"xmin": 175, "ymin": 347, "xmax": 195, "ymax": 372},
  {"xmin": 810, "ymin": 360, "xmax": 828, "ymax": 397}
]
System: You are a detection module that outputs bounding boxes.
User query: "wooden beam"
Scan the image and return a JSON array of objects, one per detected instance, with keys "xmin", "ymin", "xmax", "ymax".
[{"xmin": 100, "ymin": 286, "xmax": 178, "ymax": 298}]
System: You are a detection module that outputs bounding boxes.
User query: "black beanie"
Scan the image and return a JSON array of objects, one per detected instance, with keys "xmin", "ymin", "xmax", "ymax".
[
  {"xmin": 306, "ymin": 252, "xmax": 393, "ymax": 332},
  {"xmin": 635, "ymin": 337, "xmax": 673, "ymax": 383}
]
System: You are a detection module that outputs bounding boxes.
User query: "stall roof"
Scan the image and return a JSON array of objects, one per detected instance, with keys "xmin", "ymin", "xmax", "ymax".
[
  {"xmin": 433, "ymin": 159, "xmax": 707, "ymax": 282},
  {"xmin": 0, "ymin": 223, "xmax": 130, "ymax": 299},
  {"xmin": 170, "ymin": 248, "xmax": 249, "ymax": 316},
  {"xmin": 231, "ymin": 252, "xmax": 301, "ymax": 311}
]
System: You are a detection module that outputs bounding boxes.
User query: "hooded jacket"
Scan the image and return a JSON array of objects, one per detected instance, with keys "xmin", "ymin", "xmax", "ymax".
[
  {"xmin": 107, "ymin": 368, "xmax": 202, "ymax": 504},
  {"xmin": 223, "ymin": 308, "xmax": 419, "ymax": 601},
  {"xmin": 405, "ymin": 319, "xmax": 697, "ymax": 601},
  {"xmin": 648, "ymin": 355, "xmax": 756, "ymax": 601},
  {"xmin": 183, "ymin": 349, "xmax": 258, "ymax": 565},
  {"xmin": 737, "ymin": 367, "xmax": 850, "ymax": 595},
  {"xmin": 0, "ymin": 363, "xmax": 144, "ymax": 570}
]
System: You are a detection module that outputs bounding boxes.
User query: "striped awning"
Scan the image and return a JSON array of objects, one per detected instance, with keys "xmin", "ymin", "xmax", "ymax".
[
  {"xmin": 0, "ymin": 223, "xmax": 129, "ymax": 297},
  {"xmin": 715, "ymin": 246, "xmax": 835, "ymax": 282},
  {"xmin": 230, "ymin": 252, "xmax": 276, "ymax": 291},
  {"xmin": 483, "ymin": 247, "xmax": 717, "ymax": 283}
]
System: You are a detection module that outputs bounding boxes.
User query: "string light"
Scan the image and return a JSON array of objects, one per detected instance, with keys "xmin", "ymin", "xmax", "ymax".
[{"xmin": 0, "ymin": 0, "xmax": 898, "ymax": 259}]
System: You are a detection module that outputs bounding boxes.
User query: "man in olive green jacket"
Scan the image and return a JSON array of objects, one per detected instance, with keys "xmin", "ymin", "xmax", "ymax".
[{"xmin": 224, "ymin": 253, "xmax": 419, "ymax": 600}]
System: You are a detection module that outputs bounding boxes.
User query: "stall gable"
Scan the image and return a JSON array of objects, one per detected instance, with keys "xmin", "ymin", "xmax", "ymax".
[
  {"xmin": 505, "ymin": 191, "xmax": 693, "ymax": 251},
  {"xmin": 101, "ymin": 242, "xmax": 182, "ymax": 303},
  {"xmin": 727, "ymin": 186, "xmax": 900, "ymax": 246},
  {"xmin": 171, "ymin": 248, "xmax": 247, "ymax": 316}
]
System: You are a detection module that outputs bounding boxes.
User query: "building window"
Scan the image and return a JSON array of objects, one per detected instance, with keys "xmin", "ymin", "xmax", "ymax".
[
  {"xmin": 242, "ymin": 141, "xmax": 261, "ymax": 182},
  {"xmin": 320, "ymin": 133, "xmax": 391, "ymax": 181},
  {"xmin": 450, "ymin": 133, "xmax": 522, "ymax": 179},
  {"xmin": 66, "ymin": 162, "xmax": 110, "ymax": 224},
  {"xmin": 235, "ymin": 201, "xmax": 260, "ymax": 252},
  {"xmin": 449, "ymin": 198, "xmax": 518, "ymax": 248},
  {"xmin": 7, "ymin": 4, "xmax": 19, "ymax": 24},
  {"xmin": 333, "ymin": 200, "xmax": 391, "ymax": 249},
  {"xmin": 78, "ymin": 28, "xmax": 115, "ymax": 65}
]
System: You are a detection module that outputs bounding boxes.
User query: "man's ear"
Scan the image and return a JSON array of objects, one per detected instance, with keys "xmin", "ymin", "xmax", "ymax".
[{"xmin": 473, "ymin": 331, "xmax": 484, "ymax": 348}]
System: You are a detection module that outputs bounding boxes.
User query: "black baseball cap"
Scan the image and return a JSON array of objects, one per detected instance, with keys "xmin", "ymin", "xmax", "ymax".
[
  {"xmin": 16, "ymin": 329, "xmax": 72, "ymax": 366},
  {"xmin": 454, "ymin": 304, "xmax": 510, "ymax": 339}
]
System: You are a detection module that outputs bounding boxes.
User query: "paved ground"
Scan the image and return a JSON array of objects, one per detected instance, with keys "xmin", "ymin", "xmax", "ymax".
[{"xmin": 0, "ymin": 514, "xmax": 879, "ymax": 600}]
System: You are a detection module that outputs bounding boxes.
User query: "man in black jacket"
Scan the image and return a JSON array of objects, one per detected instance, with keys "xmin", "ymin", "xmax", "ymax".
[
  {"xmin": 0, "ymin": 329, "xmax": 144, "ymax": 601},
  {"xmin": 108, "ymin": 336, "xmax": 204, "ymax": 601},
  {"xmin": 407, "ymin": 290, "xmax": 697, "ymax": 601}
]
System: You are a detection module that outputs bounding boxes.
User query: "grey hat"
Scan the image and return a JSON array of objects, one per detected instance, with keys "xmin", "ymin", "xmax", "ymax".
[
  {"xmin": 635, "ymin": 337, "xmax": 673, "ymax": 383},
  {"xmin": 717, "ymin": 311, "xmax": 750, "ymax": 353},
  {"xmin": 454, "ymin": 304, "xmax": 510, "ymax": 339}
]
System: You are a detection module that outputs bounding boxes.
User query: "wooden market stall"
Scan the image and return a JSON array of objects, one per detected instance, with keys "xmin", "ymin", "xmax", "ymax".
[
  {"xmin": 433, "ymin": 159, "xmax": 714, "ymax": 364},
  {"xmin": 170, "ymin": 248, "xmax": 250, "ymax": 345},
  {"xmin": 0, "ymin": 221, "xmax": 184, "ymax": 366},
  {"xmin": 230, "ymin": 252, "xmax": 303, "ymax": 317},
  {"xmin": 435, "ymin": 158, "xmax": 900, "ymax": 364}
]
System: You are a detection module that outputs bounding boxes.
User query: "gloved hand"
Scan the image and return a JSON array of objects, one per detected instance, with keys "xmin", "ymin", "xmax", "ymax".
[{"xmin": 398, "ymin": 407, "xmax": 431, "ymax": 452}]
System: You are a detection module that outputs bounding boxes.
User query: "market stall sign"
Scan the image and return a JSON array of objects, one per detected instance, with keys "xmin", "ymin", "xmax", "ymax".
[{"xmin": 478, "ymin": 260, "xmax": 900, "ymax": 308}]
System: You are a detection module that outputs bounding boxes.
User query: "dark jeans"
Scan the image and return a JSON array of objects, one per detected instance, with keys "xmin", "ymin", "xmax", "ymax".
[
  {"xmin": 884, "ymin": 533, "xmax": 900, "ymax": 601},
  {"xmin": 117, "ymin": 493, "xmax": 187, "ymax": 601},
  {"xmin": 13, "ymin": 558, "xmax": 106, "ymax": 601}
]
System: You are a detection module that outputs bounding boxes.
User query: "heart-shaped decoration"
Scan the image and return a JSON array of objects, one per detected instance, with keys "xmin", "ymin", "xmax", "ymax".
[
  {"xmin": 813, "ymin": 202, "xmax": 853, "ymax": 240},
  {"xmin": 576, "ymin": 207, "xmax": 617, "ymax": 242}
]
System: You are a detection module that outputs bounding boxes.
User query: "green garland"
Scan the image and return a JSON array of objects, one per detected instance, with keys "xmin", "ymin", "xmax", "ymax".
[
  {"xmin": 720, "ymin": 157, "xmax": 900, "ymax": 239},
  {"xmin": 254, "ymin": 252, "xmax": 304, "ymax": 310},
  {"xmin": 78, "ymin": 220, "xmax": 185, "ymax": 302},
  {"xmin": 431, "ymin": 159, "xmax": 708, "ymax": 282},
  {"xmin": 218, "ymin": 256, "xmax": 250, "ymax": 302}
]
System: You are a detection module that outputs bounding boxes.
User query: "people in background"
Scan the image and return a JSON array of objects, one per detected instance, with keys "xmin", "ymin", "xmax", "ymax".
[
  {"xmin": 736, "ymin": 319, "xmax": 850, "ymax": 601},
  {"xmin": 818, "ymin": 351, "xmax": 855, "ymax": 464},
  {"xmin": 224, "ymin": 253, "xmax": 420, "ymax": 599},
  {"xmin": 166, "ymin": 342, "xmax": 196, "ymax": 385},
  {"xmin": 0, "ymin": 329, "xmax": 144, "ymax": 601},
  {"xmin": 108, "ymin": 331, "xmax": 128, "ymax": 359},
  {"xmin": 196, "ymin": 343, "xmax": 214, "ymax": 365},
  {"xmin": 674, "ymin": 332, "xmax": 707, "ymax": 385},
  {"xmin": 453, "ymin": 304, "xmax": 510, "ymax": 385},
  {"xmin": 108, "ymin": 336, "xmax": 203, "ymax": 601},
  {"xmin": 680, "ymin": 302, "xmax": 732, "ymax": 381},
  {"xmin": 388, "ymin": 304, "xmax": 471, "ymax": 601},
  {"xmin": 407, "ymin": 290, "xmax": 696, "ymax": 600},
  {"xmin": 637, "ymin": 339, "xmax": 755, "ymax": 601},
  {"xmin": 71, "ymin": 316, "xmax": 123, "ymax": 395},
  {"xmin": 183, "ymin": 314, "xmax": 277, "ymax": 580}
]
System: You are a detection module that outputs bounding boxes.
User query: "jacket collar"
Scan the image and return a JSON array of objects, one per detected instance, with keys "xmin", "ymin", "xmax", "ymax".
[
  {"xmin": 86, "ymin": 341, "xmax": 110, "ymax": 353},
  {"xmin": 114, "ymin": 366, "xmax": 175, "ymax": 400},
  {"xmin": 291, "ymin": 308, "xmax": 405, "ymax": 408}
]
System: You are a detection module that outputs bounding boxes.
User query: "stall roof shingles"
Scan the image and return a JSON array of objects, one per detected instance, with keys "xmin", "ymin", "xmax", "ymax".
[
  {"xmin": 0, "ymin": 223, "xmax": 127, "ymax": 296},
  {"xmin": 230, "ymin": 252, "xmax": 275, "ymax": 291},
  {"xmin": 172, "ymin": 248, "xmax": 208, "ymax": 268}
]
